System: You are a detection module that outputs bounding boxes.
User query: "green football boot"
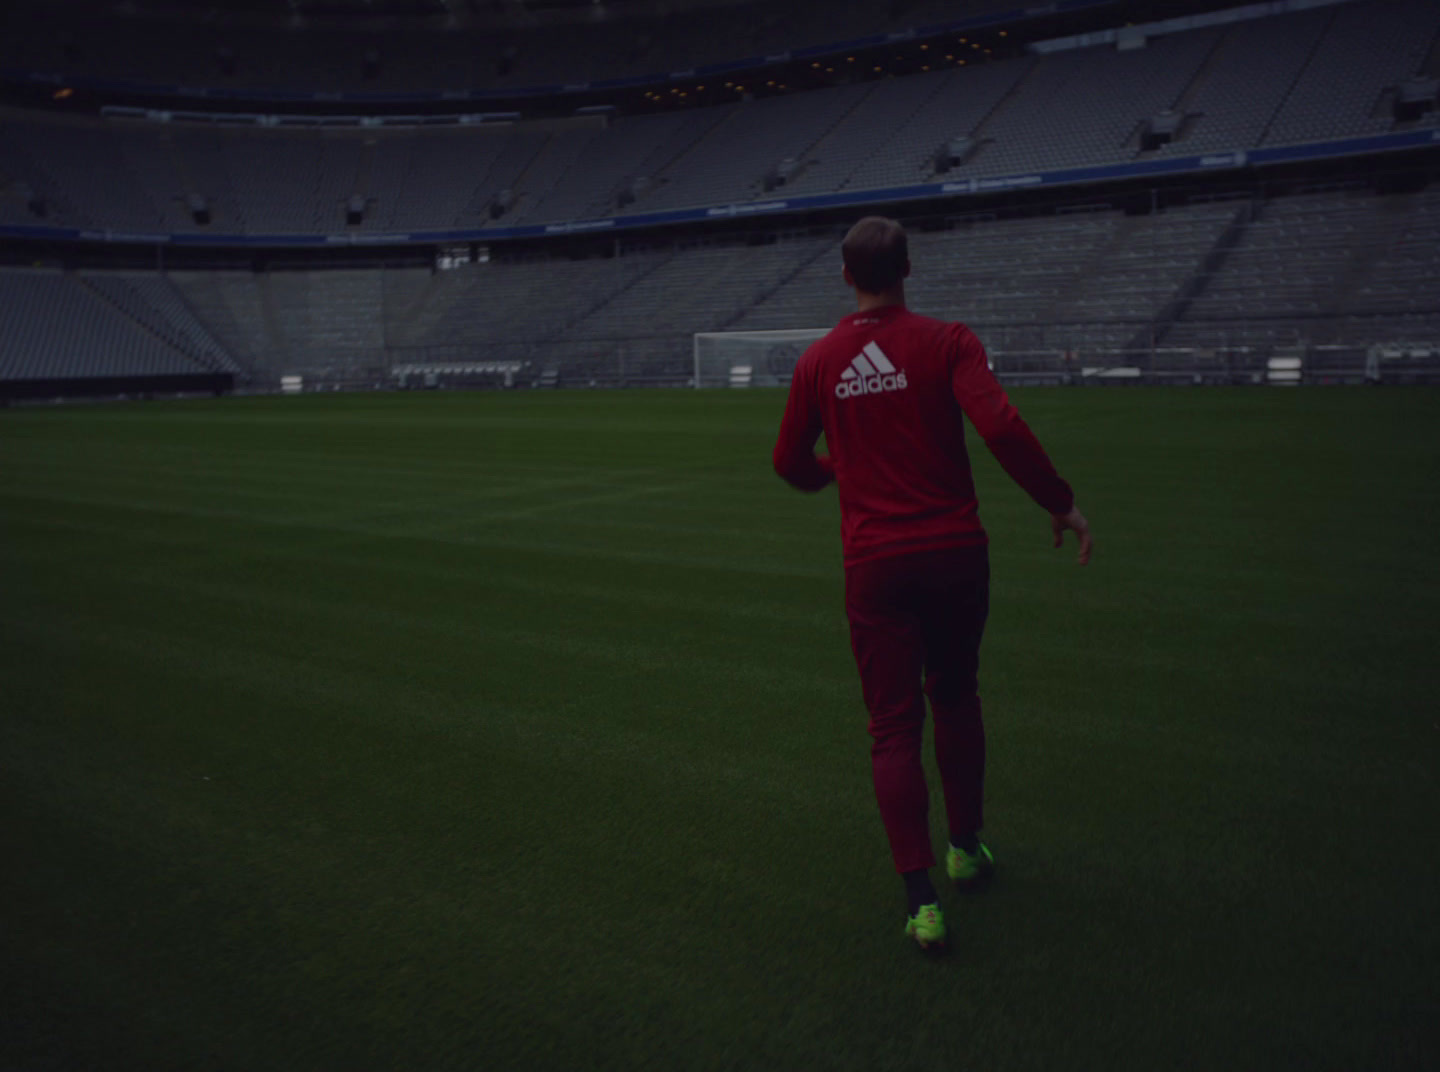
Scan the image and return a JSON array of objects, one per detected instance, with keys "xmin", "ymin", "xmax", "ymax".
[
  {"xmin": 945, "ymin": 842, "xmax": 995, "ymax": 888},
  {"xmin": 904, "ymin": 903, "xmax": 947, "ymax": 951}
]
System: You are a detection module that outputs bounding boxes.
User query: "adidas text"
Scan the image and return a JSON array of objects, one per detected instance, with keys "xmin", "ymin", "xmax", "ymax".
[{"xmin": 836, "ymin": 370, "xmax": 908, "ymax": 398}]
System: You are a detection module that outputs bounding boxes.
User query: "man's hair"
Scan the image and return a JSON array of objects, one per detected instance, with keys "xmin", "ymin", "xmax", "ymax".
[{"xmin": 842, "ymin": 216, "xmax": 909, "ymax": 294}]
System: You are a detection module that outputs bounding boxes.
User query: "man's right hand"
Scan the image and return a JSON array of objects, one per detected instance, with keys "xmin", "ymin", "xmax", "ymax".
[{"xmin": 1052, "ymin": 506, "xmax": 1092, "ymax": 565}]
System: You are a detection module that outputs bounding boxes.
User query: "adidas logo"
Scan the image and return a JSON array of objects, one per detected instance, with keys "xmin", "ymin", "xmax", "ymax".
[{"xmin": 835, "ymin": 342, "xmax": 908, "ymax": 399}]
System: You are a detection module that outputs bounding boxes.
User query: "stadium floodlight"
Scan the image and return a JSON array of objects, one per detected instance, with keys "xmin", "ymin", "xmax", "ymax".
[{"xmin": 692, "ymin": 328, "xmax": 827, "ymax": 389}]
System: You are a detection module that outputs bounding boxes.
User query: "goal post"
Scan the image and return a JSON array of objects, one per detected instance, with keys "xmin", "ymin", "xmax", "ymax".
[{"xmin": 692, "ymin": 328, "xmax": 828, "ymax": 388}]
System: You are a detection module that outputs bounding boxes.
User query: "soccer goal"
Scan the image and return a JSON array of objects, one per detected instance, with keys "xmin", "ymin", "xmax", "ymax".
[{"xmin": 692, "ymin": 329, "xmax": 827, "ymax": 388}]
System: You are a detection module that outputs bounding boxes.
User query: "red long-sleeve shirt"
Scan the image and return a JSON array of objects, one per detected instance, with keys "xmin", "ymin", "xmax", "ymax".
[{"xmin": 772, "ymin": 304, "xmax": 1073, "ymax": 566}]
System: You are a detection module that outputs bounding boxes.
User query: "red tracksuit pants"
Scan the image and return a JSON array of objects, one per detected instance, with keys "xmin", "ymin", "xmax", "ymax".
[{"xmin": 844, "ymin": 544, "xmax": 990, "ymax": 874}]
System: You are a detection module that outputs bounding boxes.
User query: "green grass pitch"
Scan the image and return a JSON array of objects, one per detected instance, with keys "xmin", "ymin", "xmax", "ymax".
[{"xmin": 2, "ymin": 387, "xmax": 1438, "ymax": 1070}]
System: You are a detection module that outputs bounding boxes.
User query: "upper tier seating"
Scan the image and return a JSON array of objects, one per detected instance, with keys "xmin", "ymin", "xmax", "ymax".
[{"xmin": 2, "ymin": 1, "xmax": 1433, "ymax": 237}]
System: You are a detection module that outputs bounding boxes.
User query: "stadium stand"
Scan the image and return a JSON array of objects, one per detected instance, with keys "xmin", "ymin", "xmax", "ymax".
[
  {"xmin": 769, "ymin": 72, "xmax": 962, "ymax": 199},
  {"xmin": 3, "ymin": 2, "xmax": 1436, "ymax": 235},
  {"xmin": 79, "ymin": 272, "xmax": 244, "ymax": 375},
  {"xmin": 721, "ymin": 200, "xmax": 1247, "ymax": 353},
  {"xmin": 1031, "ymin": 202, "xmax": 1244, "ymax": 352},
  {"xmin": 170, "ymin": 129, "xmax": 252, "ymax": 232},
  {"xmin": 1160, "ymin": 192, "xmax": 1393, "ymax": 351},
  {"xmin": 1350, "ymin": 185, "xmax": 1440, "ymax": 325},
  {"xmin": 1261, "ymin": 0, "xmax": 1440, "ymax": 147},
  {"xmin": 821, "ymin": 62, "xmax": 1034, "ymax": 194},
  {"xmin": 3, "ymin": 0, "xmax": 1439, "ymax": 392},
  {"xmin": 956, "ymin": 30, "xmax": 1220, "ymax": 177},
  {"xmin": 0, "ymin": 122, "xmax": 89, "ymax": 229},
  {"xmin": 523, "ymin": 111, "xmax": 727, "ymax": 223},
  {"xmin": 8, "ymin": 0, "xmax": 1440, "ymax": 237},
  {"xmin": 620, "ymin": 86, "xmax": 874, "ymax": 213},
  {"xmin": 160, "ymin": 269, "xmax": 401, "ymax": 384},
  {"xmin": 1140, "ymin": 7, "xmax": 1333, "ymax": 159},
  {"xmin": 0, "ymin": 269, "xmax": 215, "ymax": 380},
  {"xmin": 382, "ymin": 252, "xmax": 672, "ymax": 349},
  {"xmin": 165, "ymin": 271, "xmax": 274, "ymax": 374},
  {"xmin": 546, "ymin": 236, "xmax": 839, "ymax": 380},
  {"xmin": 6, "ymin": 183, "xmax": 1439, "ymax": 390}
]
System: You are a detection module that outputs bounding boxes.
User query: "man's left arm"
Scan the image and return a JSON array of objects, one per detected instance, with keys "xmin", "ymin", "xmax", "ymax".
[{"xmin": 772, "ymin": 358, "xmax": 834, "ymax": 492}]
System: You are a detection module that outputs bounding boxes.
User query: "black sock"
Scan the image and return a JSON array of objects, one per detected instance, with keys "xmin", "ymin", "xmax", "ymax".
[
  {"xmin": 951, "ymin": 832, "xmax": 979, "ymax": 854},
  {"xmin": 903, "ymin": 869, "xmax": 937, "ymax": 915}
]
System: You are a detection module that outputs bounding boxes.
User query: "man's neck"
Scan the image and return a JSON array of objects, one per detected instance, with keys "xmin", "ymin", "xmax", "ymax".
[{"xmin": 855, "ymin": 287, "xmax": 906, "ymax": 313}]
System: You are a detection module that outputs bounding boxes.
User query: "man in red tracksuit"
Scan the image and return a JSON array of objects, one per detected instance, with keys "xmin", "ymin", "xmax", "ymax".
[{"xmin": 772, "ymin": 216, "xmax": 1092, "ymax": 952}]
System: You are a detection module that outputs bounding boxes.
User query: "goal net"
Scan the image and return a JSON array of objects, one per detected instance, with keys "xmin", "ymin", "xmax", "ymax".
[{"xmin": 692, "ymin": 329, "xmax": 828, "ymax": 388}]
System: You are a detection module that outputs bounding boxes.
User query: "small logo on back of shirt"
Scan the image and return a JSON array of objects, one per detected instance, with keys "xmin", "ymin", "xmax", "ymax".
[{"xmin": 836, "ymin": 342, "xmax": 908, "ymax": 399}]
